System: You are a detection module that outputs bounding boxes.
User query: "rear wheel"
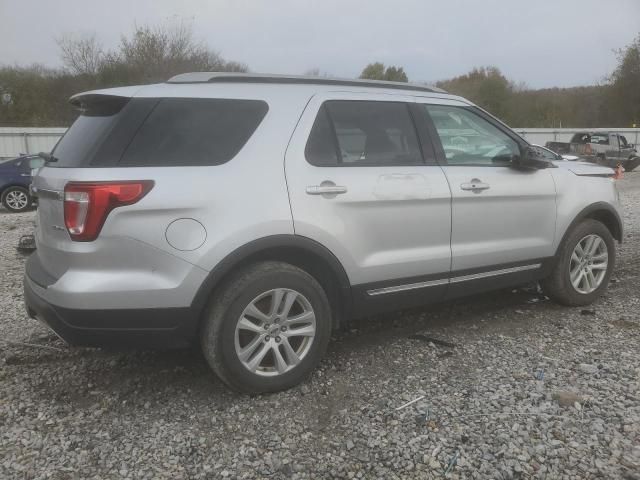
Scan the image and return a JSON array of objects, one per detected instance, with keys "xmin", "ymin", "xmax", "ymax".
[
  {"xmin": 200, "ymin": 261, "xmax": 332, "ymax": 393},
  {"xmin": 1, "ymin": 186, "xmax": 31, "ymax": 212},
  {"xmin": 542, "ymin": 219, "xmax": 615, "ymax": 306}
]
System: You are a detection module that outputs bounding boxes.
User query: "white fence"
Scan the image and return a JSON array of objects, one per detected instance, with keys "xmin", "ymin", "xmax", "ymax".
[
  {"xmin": 0, "ymin": 127, "xmax": 67, "ymax": 159},
  {"xmin": 2, "ymin": 126, "xmax": 640, "ymax": 160},
  {"xmin": 514, "ymin": 128, "xmax": 640, "ymax": 147}
]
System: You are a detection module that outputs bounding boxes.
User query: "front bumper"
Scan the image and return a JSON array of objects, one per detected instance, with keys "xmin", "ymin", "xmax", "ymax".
[{"xmin": 23, "ymin": 269, "xmax": 199, "ymax": 349}]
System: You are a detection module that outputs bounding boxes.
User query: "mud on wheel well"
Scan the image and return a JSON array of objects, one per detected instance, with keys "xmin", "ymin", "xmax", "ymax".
[{"xmin": 197, "ymin": 246, "xmax": 351, "ymax": 331}]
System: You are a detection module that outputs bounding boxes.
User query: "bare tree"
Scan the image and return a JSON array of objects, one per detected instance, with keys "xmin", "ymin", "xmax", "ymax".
[
  {"xmin": 57, "ymin": 33, "xmax": 104, "ymax": 76},
  {"xmin": 114, "ymin": 21, "xmax": 247, "ymax": 83},
  {"xmin": 303, "ymin": 68, "xmax": 333, "ymax": 77}
]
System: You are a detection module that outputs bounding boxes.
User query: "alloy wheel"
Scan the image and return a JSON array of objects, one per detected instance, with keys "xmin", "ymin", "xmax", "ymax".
[
  {"xmin": 234, "ymin": 288, "xmax": 316, "ymax": 376},
  {"xmin": 5, "ymin": 190, "xmax": 29, "ymax": 211},
  {"xmin": 569, "ymin": 234, "xmax": 608, "ymax": 294}
]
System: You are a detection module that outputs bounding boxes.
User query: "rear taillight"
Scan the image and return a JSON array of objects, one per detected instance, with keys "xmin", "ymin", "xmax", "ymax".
[{"xmin": 64, "ymin": 181, "xmax": 154, "ymax": 241}]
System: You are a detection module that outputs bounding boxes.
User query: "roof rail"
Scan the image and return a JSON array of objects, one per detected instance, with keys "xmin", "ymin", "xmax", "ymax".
[{"xmin": 166, "ymin": 72, "xmax": 447, "ymax": 94}]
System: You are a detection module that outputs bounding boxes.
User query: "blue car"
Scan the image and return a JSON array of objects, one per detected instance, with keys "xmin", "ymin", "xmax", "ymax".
[{"xmin": 0, "ymin": 155, "xmax": 44, "ymax": 212}]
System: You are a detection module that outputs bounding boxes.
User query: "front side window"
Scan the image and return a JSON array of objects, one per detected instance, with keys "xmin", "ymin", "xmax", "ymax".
[
  {"xmin": 305, "ymin": 100, "xmax": 422, "ymax": 167},
  {"xmin": 121, "ymin": 98, "xmax": 268, "ymax": 167},
  {"xmin": 423, "ymin": 105, "xmax": 520, "ymax": 166}
]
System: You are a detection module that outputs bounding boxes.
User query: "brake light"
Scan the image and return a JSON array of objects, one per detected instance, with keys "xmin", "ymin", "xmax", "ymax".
[{"xmin": 64, "ymin": 181, "xmax": 154, "ymax": 241}]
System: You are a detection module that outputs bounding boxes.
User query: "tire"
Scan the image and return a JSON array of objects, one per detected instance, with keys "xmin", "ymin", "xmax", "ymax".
[
  {"xmin": 1, "ymin": 186, "xmax": 31, "ymax": 213},
  {"xmin": 200, "ymin": 261, "xmax": 332, "ymax": 393},
  {"xmin": 541, "ymin": 219, "xmax": 615, "ymax": 306}
]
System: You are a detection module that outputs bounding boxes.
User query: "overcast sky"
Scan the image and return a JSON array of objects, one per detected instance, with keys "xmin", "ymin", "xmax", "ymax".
[{"xmin": 1, "ymin": 0, "xmax": 639, "ymax": 88}]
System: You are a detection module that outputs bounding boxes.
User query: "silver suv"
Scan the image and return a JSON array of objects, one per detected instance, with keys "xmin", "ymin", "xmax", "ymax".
[{"xmin": 24, "ymin": 73, "xmax": 623, "ymax": 393}]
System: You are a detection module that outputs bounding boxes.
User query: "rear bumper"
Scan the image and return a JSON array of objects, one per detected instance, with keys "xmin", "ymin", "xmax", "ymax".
[{"xmin": 23, "ymin": 272, "xmax": 200, "ymax": 349}]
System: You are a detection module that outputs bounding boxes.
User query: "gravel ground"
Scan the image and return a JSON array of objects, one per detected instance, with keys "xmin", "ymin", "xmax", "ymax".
[{"xmin": 1, "ymin": 175, "xmax": 639, "ymax": 480}]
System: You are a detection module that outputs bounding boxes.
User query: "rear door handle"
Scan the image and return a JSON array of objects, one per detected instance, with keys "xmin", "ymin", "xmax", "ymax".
[
  {"xmin": 306, "ymin": 181, "xmax": 347, "ymax": 196},
  {"xmin": 460, "ymin": 179, "xmax": 490, "ymax": 192}
]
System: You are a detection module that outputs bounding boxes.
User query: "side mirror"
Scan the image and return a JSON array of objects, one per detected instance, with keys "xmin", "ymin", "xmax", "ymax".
[{"xmin": 513, "ymin": 147, "xmax": 552, "ymax": 170}]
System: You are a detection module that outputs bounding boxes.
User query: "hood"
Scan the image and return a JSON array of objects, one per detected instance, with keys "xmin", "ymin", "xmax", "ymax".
[{"xmin": 552, "ymin": 160, "xmax": 614, "ymax": 177}]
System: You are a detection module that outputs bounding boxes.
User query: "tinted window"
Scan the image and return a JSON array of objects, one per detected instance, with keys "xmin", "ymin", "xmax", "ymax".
[
  {"xmin": 305, "ymin": 101, "xmax": 422, "ymax": 167},
  {"xmin": 423, "ymin": 105, "xmax": 520, "ymax": 166},
  {"xmin": 49, "ymin": 95, "xmax": 132, "ymax": 167},
  {"xmin": 121, "ymin": 98, "xmax": 268, "ymax": 167},
  {"xmin": 305, "ymin": 106, "xmax": 338, "ymax": 166},
  {"xmin": 52, "ymin": 114, "xmax": 121, "ymax": 167}
]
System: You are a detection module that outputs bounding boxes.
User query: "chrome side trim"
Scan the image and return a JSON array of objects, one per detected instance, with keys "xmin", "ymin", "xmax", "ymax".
[
  {"xmin": 367, "ymin": 278, "xmax": 449, "ymax": 296},
  {"xmin": 366, "ymin": 263, "xmax": 541, "ymax": 296},
  {"xmin": 449, "ymin": 263, "xmax": 541, "ymax": 284}
]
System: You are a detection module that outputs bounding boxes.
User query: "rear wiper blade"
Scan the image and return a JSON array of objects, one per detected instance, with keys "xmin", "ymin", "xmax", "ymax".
[{"xmin": 37, "ymin": 152, "xmax": 58, "ymax": 163}]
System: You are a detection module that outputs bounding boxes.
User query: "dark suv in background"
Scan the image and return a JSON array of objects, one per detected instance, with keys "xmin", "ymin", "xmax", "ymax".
[{"xmin": 0, "ymin": 155, "xmax": 44, "ymax": 212}]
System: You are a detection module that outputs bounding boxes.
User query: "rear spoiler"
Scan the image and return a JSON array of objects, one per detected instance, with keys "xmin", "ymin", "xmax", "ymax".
[{"xmin": 69, "ymin": 94, "xmax": 130, "ymax": 116}]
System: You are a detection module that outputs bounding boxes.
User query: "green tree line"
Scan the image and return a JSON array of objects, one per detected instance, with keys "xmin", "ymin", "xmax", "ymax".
[{"xmin": 1, "ymin": 24, "xmax": 638, "ymax": 128}]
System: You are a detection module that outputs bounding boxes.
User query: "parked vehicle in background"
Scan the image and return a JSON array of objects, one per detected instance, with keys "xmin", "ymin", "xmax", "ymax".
[
  {"xmin": 0, "ymin": 155, "xmax": 43, "ymax": 212},
  {"xmin": 24, "ymin": 74, "xmax": 623, "ymax": 393},
  {"xmin": 546, "ymin": 132, "xmax": 639, "ymax": 171}
]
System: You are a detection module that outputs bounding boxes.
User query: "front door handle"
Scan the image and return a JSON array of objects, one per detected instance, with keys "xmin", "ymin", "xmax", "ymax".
[
  {"xmin": 306, "ymin": 181, "xmax": 347, "ymax": 197},
  {"xmin": 460, "ymin": 179, "xmax": 490, "ymax": 192}
]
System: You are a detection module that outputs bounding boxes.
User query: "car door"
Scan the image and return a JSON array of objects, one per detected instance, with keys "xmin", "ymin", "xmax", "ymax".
[
  {"xmin": 285, "ymin": 92, "xmax": 452, "ymax": 314},
  {"xmin": 414, "ymin": 100, "xmax": 557, "ymax": 292},
  {"xmin": 9, "ymin": 158, "xmax": 29, "ymax": 187}
]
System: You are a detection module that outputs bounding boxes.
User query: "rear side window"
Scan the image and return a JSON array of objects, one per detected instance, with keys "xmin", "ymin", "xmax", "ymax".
[
  {"xmin": 121, "ymin": 98, "xmax": 268, "ymax": 167},
  {"xmin": 305, "ymin": 100, "xmax": 422, "ymax": 166},
  {"xmin": 304, "ymin": 106, "xmax": 338, "ymax": 166}
]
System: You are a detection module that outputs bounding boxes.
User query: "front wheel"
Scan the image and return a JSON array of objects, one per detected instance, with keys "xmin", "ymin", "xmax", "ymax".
[
  {"xmin": 541, "ymin": 219, "xmax": 615, "ymax": 306},
  {"xmin": 2, "ymin": 186, "xmax": 31, "ymax": 212},
  {"xmin": 200, "ymin": 261, "xmax": 332, "ymax": 393}
]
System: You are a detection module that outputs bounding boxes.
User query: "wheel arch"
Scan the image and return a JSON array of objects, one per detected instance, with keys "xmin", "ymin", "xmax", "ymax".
[
  {"xmin": 191, "ymin": 235, "xmax": 353, "ymax": 330},
  {"xmin": 556, "ymin": 202, "xmax": 623, "ymax": 257}
]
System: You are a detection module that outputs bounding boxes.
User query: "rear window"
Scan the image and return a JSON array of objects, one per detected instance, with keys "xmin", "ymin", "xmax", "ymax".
[
  {"xmin": 51, "ymin": 96, "xmax": 268, "ymax": 168},
  {"xmin": 120, "ymin": 98, "xmax": 268, "ymax": 167},
  {"xmin": 51, "ymin": 113, "xmax": 123, "ymax": 167}
]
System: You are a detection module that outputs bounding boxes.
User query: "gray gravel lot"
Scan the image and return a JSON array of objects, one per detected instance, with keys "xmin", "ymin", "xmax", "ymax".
[{"xmin": 1, "ymin": 175, "xmax": 639, "ymax": 479}]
